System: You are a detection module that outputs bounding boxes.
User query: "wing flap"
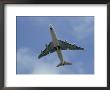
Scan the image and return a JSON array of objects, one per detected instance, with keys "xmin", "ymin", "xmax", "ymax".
[{"xmin": 58, "ymin": 40, "xmax": 84, "ymax": 50}]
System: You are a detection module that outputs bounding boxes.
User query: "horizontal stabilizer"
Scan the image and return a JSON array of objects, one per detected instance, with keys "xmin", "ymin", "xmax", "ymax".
[
  {"xmin": 56, "ymin": 61, "xmax": 72, "ymax": 67},
  {"xmin": 64, "ymin": 61, "xmax": 72, "ymax": 65}
]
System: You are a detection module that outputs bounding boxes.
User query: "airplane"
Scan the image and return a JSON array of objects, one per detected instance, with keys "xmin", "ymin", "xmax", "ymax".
[{"xmin": 38, "ymin": 24, "xmax": 84, "ymax": 67}]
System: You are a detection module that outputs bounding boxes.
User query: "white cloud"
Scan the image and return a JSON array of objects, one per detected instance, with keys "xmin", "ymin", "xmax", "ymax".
[
  {"xmin": 17, "ymin": 48, "xmax": 36, "ymax": 74},
  {"xmin": 17, "ymin": 48, "xmax": 87, "ymax": 74},
  {"xmin": 74, "ymin": 61, "xmax": 86, "ymax": 74},
  {"xmin": 17, "ymin": 48, "xmax": 59, "ymax": 74},
  {"xmin": 32, "ymin": 53, "xmax": 60, "ymax": 74},
  {"xmin": 71, "ymin": 17, "xmax": 94, "ymax": 40}
]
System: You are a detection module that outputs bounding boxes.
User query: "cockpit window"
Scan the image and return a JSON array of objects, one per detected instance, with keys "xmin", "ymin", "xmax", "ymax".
[{"xmin": 50, "ymin": 27, "xmax": 52, "ymax": 30}]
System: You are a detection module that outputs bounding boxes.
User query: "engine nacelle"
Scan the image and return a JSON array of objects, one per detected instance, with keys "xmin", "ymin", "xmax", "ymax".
[{"xmin": 65, "ymin": 40, "xmax": 68, "ymax": 43}]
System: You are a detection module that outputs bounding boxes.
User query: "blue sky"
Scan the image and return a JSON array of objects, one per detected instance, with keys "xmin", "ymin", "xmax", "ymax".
[{"xmin": 16, "ymin": 16, "xmax": 94, "ymax": 74}]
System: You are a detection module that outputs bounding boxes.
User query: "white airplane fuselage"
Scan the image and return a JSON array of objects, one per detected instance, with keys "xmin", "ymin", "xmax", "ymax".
[
  {"xmin": 49, "ymin": 25, "xmax": 64, "ymax": 64},
  {"xmin": 49, "ymin": 24, "xmax": 72, "ymax": 67}
]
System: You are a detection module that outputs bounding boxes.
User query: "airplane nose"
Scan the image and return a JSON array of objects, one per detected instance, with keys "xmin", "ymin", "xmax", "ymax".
[
  {"xmin": 50, "ymin": 27, "xmax": 53, "ymax": 30},
  {"xmin": 49, "ymin": 24, "xmax": 53, "ymax": 30}
]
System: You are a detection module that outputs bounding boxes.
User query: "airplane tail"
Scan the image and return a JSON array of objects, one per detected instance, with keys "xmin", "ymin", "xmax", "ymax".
[{"xmin": 56, "ymin": 61, "xmax": 72, "ymax": 67}]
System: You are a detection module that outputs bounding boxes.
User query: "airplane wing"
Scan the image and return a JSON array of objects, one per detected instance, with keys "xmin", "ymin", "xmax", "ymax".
[
  {"xmin": 38, "ymin": 40, "xmax": 84, "ymax": 59},
  {"xmin": 38, "ymin": 42, "xmax": 56, "ymax": 59},
  {"xmin": 58, "ymin": 40, "xmax": 84, "ymax": 50}
]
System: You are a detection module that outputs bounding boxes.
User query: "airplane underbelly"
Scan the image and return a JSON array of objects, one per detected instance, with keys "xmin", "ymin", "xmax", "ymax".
[
  {"xmin": 50, "ymin": 29, "xmax": 59, "ymax": 46},
  {"xmin": 52, "ymin": 37, "xmax": 59, "ymax": 46},
  {"xmin": 56, "ymin": 50, "xmax": 64, "ymax": 62}
]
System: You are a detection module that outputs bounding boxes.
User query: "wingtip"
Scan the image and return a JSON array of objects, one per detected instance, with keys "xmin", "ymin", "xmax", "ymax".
[
  {"xmin": 80, "ymin": 48, "xmax": 83, "ymax": 50},
  {"xmin": 79, "ymin": 47, "xmax": 84, "ymax": 50},
  {"xmin": 82, "ymin": 48, "xmax": 84, "ymax": 50},
  {"xmin": 38, "ymin": 55, "xmax": 41, "ymax": 59}
]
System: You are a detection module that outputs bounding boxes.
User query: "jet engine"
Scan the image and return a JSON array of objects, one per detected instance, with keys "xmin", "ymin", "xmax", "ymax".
[{"xmin": 65, "ymin": 40, "xmax": 68, "ymax": 43}]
